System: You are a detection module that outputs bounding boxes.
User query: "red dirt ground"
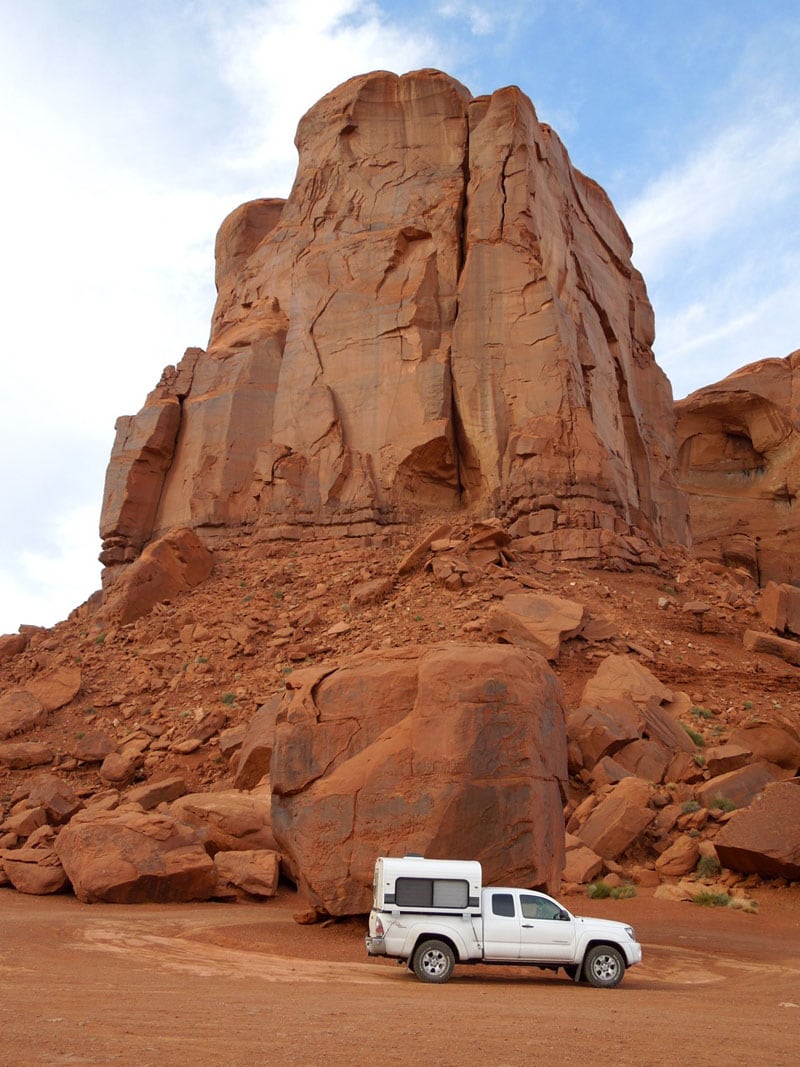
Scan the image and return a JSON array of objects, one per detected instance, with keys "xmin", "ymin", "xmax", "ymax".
[{"xmin": 1, "ymin": 883, "xmax": 798, "ymax": 1066}]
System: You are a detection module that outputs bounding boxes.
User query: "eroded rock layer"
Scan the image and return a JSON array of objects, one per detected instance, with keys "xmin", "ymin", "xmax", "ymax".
[
  {"xmin": 100, "ymin": 69, "xmax": 687, "ymax": 578},
  {"xmin": 675, "ymin": 349, "xmax": 800, "ymax": 585}
]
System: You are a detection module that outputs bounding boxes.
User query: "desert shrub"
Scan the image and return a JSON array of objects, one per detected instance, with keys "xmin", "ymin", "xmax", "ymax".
[
  {"xmin": 610, "ymin": 885, "xmax": 637, "ymax": 900},
  {"xmin": 220, "ymin": 692, "xmax": 237, "ymax": 705},
  {"xmin": 692, "ymin": 890, "xmax": 731, "ymax": 907},
  {"xmin": 681, "ymin": 800, "xmax": 701, "ymax": 814},
  {"xmin": 729, "ymin": 897, "xmax": 759, "ymax": 914},
  {"xmin": 709, "ymin": 796, "xmax": 736, "ymax": 812},
  {"xmin": 691, "ymin": 706, "xmax": 714, "ymax": 720},
  {"xmin": 682, "ymin": 724, "xmax": 706, "ymax": 747},
  {"xmin": 695, "ymin": 854, "xmax": 722, "ymax": 878},
  {"xmin": 586, "ymin": 880, "xmax": 612, "ymax": 899}
]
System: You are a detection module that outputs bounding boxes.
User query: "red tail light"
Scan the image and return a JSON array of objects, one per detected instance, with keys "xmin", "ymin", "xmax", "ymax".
[{"xmin": 375, "ymin": 916, "xmax": 385, "ymax": 936}]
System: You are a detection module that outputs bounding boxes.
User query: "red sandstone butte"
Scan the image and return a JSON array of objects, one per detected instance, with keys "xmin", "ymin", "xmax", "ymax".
[{"xmin": 99, "ymin": 69, "xmax": 688, "ymax": 589}]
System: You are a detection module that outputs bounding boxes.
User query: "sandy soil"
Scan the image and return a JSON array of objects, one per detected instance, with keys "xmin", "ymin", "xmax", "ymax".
[{"xmin": 1, "ymin": 885, "xmax": 798, "ymax": 1067}]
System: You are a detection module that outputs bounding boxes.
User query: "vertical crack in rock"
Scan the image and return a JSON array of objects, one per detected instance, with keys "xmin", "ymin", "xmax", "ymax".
[{"xmin": 446, "ymin": 104, "xmax": 473, "ymax": 508}]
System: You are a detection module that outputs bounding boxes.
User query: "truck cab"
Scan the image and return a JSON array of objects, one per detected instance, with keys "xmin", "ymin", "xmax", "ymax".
[{"xmin": 482, "ymin": 887, "xmax": 576, "ymax": 961}]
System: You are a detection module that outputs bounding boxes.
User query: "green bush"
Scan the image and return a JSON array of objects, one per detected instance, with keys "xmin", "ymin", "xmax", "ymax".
[
  {"xmin": 692, "ymin": 890, "xmax": 731, "ymax": 908},
  {"xmin": 681, "ymin": 723, "xmax": 706, "ymax": 747},
  {"xmin": 587, "ymin": 880, "xmax": 636, "ymax": 900},
  {"xmin": 586, "ymin": 880, "xmax": 612, "ymax": 899},
  {"xmin": 691, "ymin": 706, "xmax": 714, "ymax": 720},
  {"xmin": 610, "ymin": 885, "xmax": 637, "ymax": 900},
  {"xmin": 220, "ymin": 692, "xmax": 237, "ymax": 706},
  {"xmin": 695, "ymin": 854, "xmax": 722, "ymax": 878},
  {"xmin": 681, "ymin": 800, "xmax": 701, "ymax": 814},
  {"xmin": 709, "ymin": 795, "xmax": 736, "ymax": 812}
]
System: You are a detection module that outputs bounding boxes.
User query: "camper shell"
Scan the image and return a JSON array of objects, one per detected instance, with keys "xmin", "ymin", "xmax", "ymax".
[{"xmin": 372, "ymin": 856, "xmax": 482, "ymax": 915}]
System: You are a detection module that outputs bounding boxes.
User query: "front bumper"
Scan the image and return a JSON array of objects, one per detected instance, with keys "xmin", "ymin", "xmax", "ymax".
[
  {"xmin": 626, "ymin": 942, "xmax": 643, "ymax": 967},
  {"xmin": 365, "ymin": 935, "xmax": 387, "ymax": 957}
]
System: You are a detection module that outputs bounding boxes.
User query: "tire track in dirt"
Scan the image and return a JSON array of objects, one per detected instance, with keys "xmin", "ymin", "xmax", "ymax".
[{"xmin": 76, "ymin": 922, "xmax": 399, "ymax": 984}]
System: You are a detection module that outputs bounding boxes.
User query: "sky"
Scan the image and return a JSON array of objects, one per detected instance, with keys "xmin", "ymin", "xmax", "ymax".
[{"xmin": 1, "ymin": 0, "xmax": 798, "ymax": 634}]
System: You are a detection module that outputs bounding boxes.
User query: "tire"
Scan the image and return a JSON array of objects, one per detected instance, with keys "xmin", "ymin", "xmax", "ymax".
[
  {"xmin": 412, "ymin": 939, "xmax": 456, "ymax": 983},
  {"xmin": 583, "ymin": 945, "xmax": 625, "ymax": 988}
]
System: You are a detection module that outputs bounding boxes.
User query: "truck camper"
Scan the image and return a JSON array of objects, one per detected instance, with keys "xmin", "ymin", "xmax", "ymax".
[{"xmin": 366, "ymin": 855, "xmax": 642, "ymax": 987}]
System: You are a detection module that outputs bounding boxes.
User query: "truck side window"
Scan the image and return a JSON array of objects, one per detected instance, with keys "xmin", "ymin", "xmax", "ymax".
[
  {"xmin": 491, "ymin": 893, "xmax": 515, "ymax": 918},
  {"xmin": 521, "ymin": 894, "xmax": 561, "ymax": 920},
  {"xmin": 395, "ymin": 877, "xmax": 469, "ymax": 908}
]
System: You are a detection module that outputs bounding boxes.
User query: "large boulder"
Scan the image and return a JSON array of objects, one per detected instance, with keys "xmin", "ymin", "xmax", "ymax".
[
  {"xmin": 99, "ymin": 69, "xmax": 687, "ymax": 579},
  {"xmin": 675, "ymin": 349, "xmax": 800, "ymax": 585},
  {"xmin": 0, "ymin": 691, "xmax": 46, "ymax": 740},
  {"xmin": 0, "ymin": 742, "xmax": 54, "ymax": 769},
  {"xmin": 26, "ymin": 666, "xmax": 82, "ymax": 712},
  {"xmin": 54, "ymin": 807, "xmax": 217, "ymax": 903},
  {"xmin": 270, "ymin": 643, "xmax": 568, "ymax": 916},
  {"xmin": 0, "ymin": 846, "xmax": 67, "ymax": 895},
  {"xmin": 232, "ymin": 697, "xmax": 281, "ymax": 790},
  {"xmin": 569, "ymin": 656, "xmax": 694, "ymax": 783},
  {"xmin": 695, "ymin": 764, "xmax": 776, "ymax": 810},
  {"xmin": 574, "ymin": 777, "xmax": 655, "ymax": 860},
  {"xmin": 100, "ymin": 526, "xmax": 212, "ymax": 623},
  {"xmin": 729, "ymin": 723, "xmax": 800, "ymax": 772},
  {"xmin": 486, "ymin": 593, "xmax": 585, "ymax": 660},
  {"xmin": 715, "ymin": 779, "xmax": 800, "ymax": 879},
  {"xmin": 20, "ymin": 774, "xmax": 82, "ymax": 825},
  {"xmin": 168, "ymin": 791, "xmax": 277, "ymax": 854},
  {"xmin": 213, "ymin": 849, "xmax": 280, "ymax": 899}
]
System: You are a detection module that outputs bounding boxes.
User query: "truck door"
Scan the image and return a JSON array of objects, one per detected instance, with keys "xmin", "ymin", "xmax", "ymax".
[
  {"xmin": 481, "ymin": 891, "xmax": 521, "ymax": 959},
  {"xmin": 518, "ymin": 893, "xmax": 575, "ymax": 961}
]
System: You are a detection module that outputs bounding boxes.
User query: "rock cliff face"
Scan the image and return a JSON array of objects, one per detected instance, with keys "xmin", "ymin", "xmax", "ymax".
[
  {"xmin": 675, "ymin": 350, "xmax": 800, "ymax": 585},
  {"xmin": 100, "ymin": 68, "xmax": 688, "ymax": 578}
]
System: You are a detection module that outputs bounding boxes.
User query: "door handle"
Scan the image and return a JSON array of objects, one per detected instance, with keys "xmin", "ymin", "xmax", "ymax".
[{"xmin": 522, "ymin": 923, "xmax": 534, "ymax": 928}]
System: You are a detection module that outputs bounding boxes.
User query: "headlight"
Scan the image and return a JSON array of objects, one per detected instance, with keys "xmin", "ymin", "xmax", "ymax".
[{"xmin": 625, "ymin": 925, "xmax": 636, "ymax": 940}]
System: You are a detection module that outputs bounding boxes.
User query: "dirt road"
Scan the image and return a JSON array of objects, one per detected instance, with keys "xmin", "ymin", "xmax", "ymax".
[{"xmin": 1, "ymin": 887, "xmax": 798, "ymax": 1066}]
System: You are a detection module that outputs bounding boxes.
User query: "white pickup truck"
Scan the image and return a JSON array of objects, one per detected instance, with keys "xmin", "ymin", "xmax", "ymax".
[{"xmin": 365, "ymin": 856, "xmax": 642, "ymax": 987}]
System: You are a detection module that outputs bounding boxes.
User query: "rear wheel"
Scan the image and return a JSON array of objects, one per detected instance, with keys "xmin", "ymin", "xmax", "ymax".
[
  {"xmin": 583, "ymin": 945, "xmax": 625, "ymax": 988},
  {"xmin": 412, "ymin": 939, "xmax": 456, "ymax": 983}
]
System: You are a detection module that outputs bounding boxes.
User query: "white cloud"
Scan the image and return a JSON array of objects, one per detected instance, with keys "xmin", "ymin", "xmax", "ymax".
[
  {"xmin": 203, "ymin": 0, "xmax": 445, "ymax": 192},
  {"xmin": 0, "ymin": 504, "xmax": 102, "ymax": 631},
  {"xmin": 439, "ymin": 4, "xmax": 495, "ymax": 36},
  {"xmin": 625, "ymin": 106, "xmax": 800, "ymax": 283},
  {"xmin": 622, "ymin": 72, "xmax": 800, "ymax": 399}
]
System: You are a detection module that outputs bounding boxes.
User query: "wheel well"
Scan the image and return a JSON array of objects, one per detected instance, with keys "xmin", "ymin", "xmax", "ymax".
[
  {"xmin": 584, "ymin": 939, "xmax": 624, "ymax": 957},
  {"xmin": 412, "ymin": 933, "xmax": 460, "ymax": 962}
]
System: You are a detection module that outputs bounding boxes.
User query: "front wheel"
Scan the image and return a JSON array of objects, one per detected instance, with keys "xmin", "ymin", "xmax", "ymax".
[
  {"xmin": 583, "ymin": 945, "xmax": 625, "ymax": 988},
  {"xmin": 412, "ymin": 939, "xmax": 456, "ymax": 983}
]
